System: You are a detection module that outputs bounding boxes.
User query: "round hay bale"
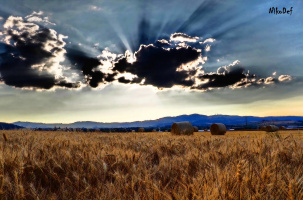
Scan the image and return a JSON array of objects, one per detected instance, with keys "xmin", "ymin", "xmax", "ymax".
[
  {"xmin": 260, "ymin": 126, "xmax": 266, "ymax": 131},
  {"xmin": 210, "ymin": 123, "xmax": 226, "ymax": 135},
  {"xmin": 279, "ymin": 126, "xmax": 286, "ymax": 130},
  {"xmin": 138, "ymin": 128, "xmax": 145, "ymax": 132},
  {"xmin": 171, "ymin": 121, "xmax": 194, "ymax": 135},
  {"xmin": 131, "ymin": 130, "xmax": 135, "ymax": 133},
  {"xmin": 193, "ymin": 126, "xmax": 198, "ymax": 132},
  {"xmin": 152, "ymin": 129, "xmax": 157, "ymax": 132},
  {"xmin": 266, "ymin": 125, "xmax": 278, "ymax": 132}
]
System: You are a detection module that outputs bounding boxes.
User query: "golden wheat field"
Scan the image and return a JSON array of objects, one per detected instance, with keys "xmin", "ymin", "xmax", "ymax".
[{"xmin": 0, "ymin": 130, "xmax": 303, "ymax": 200}]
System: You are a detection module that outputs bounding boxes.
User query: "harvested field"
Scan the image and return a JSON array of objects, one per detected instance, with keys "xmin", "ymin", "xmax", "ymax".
[{"xmin": 0, "ymin": 130, "xmax": 302, "ymax": 199}]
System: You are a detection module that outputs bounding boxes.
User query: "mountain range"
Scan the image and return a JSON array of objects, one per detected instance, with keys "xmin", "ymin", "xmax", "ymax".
[
  {"xmin": 0, "ymin": 122, "xmax": 23, "ymax": 130},
  {"xmin": 13, "ymin": 114, "xmax": 303, "ymax": 129}
]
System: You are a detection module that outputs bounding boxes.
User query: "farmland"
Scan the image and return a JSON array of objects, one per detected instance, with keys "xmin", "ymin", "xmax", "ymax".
[{"xmin": 0, "ymin": 130, "xmax": 303, "ymax": 199}]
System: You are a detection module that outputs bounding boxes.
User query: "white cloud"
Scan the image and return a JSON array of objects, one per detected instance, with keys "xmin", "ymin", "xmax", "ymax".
[
  {"xmin": 25, "ymin": 11, "xmax": 56, "ymax": 26},
  {"xmin": 200, "ymin": 38, "xmax": 216, "ymax": 44},
  {"xmin": 205, "ymin": 44, "xmax": 211, "ymax": 52},
  {"xmin": 89, "ymin": 5, "xmax": 102, "ymax": 11},
  {"xmin": 94, "ymin": 43, "xmax": 99, "ymax": 48},
  {"xmin": 278, "ymin": 75, "xmax": 292, "ymax": 82},
  {"xmin": 157, "ymin": 39, "xmax": 170, "ymax": 45},
  {"xmin": 170, "ymin": 32, "xmax": 199, "ymax": 43},
  {"xmin": 265, "ymin": 77, "xmax": 275, "ymax": 84}
]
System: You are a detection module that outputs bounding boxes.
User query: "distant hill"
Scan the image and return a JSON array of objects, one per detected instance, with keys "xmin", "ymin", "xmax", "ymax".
[
  {"xmin": 0, "ymin": 122, "xmax": 23, "ymax": 130},
  {"xmin": 13, "ymin": 114, "xmax": 303, "ymax": 129}
]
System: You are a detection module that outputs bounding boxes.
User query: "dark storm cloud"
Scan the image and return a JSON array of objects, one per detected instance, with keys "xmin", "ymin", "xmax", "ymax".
[
  {"xmin": 110, "ymin": 31, "xmax": 294, "ymax": 91},
  {"xmin": 66, "ymin": 48, "xmax": 117, "ymax": 88},
  {"xmin": 0, "ymin": 10, "xmax": 295, "ymax": 93},
  {"xmin": 192, "ymin": 61, "xmax": 295, "ymax": 91},
  {"xmin": 195, "ymin": 62, "xmax": 247, "ymax": 89},
  {"xmin": 56, "ymin": 79, "xmax": 81, "ymax": 88},
  {"xmin": 118, "ymin": 77, "xmax": 131, "ymax": 84},
  {"xmin": 66, "ymin": 48, "xmax": 101, "ymax": 74},
  {"xmin": 113, "ymin": 44, "xmax": 201, "ymax": 88},
  {"xmin": 0, "ymin": 16, "xmax": 80, "ymax": 90}
]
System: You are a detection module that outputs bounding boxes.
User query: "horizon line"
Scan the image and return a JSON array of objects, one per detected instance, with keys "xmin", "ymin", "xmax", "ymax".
[{"xmin": 7, "ymin": 113, "xmax": 303, "ymax": 125}]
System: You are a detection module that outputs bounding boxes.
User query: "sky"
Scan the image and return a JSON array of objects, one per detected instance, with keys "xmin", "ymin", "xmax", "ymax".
[{"xmin": 0, "ymin": 0, "xmax": 302, "ymax": 123}]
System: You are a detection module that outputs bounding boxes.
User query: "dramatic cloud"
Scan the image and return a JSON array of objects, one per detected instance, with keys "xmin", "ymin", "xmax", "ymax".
[
  {"xmin": 0, "ymin": 14, "xmax": 294, "ymax": 92},
  {"xmin": 192, "ymin": 61, "xmax": 294, "ymax": 91},
  {"xmin": 0, "ymin": 16, "xmax": 79, "ymax": 90},
  {"xmin": 254, "ymin": 75, "xmax": 292, "ymax": 86},
  {"xmin": 66, "ymin": 48, "xmax": 117, "ymax": 88},
  {"xmin": 113, "ymin": 44, "xmax": 202, "ymax": 88},
  {"xmin": 108, "ymin": 32, "xmax": 293, "ymax": 91},
  {"xmin": 195, "ymin": 61, "xmax": 247, "ymax": 89}
]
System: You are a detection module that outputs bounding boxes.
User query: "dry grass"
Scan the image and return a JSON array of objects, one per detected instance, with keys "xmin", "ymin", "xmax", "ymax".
[{"xmin": 0, "ymin": 130, "xmax": 303, "ymax": 199}]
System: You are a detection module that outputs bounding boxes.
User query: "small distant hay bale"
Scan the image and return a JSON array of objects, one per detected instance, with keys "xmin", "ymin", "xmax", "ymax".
[
  {"xmin": 279, "ymin": 126, "xmax": 286, "ymax": 130},
  {"xmin": 210, "ymin": 123, "xmax": 226, "ymax": 135},
  {"xmin": 265, "ymin": 125, "xmax": 278, "ymax": 132},
  {"xmin": 152, "ymin": 129, "xmax": 157, "ymax": 132},
  {"xmin": 164, "ymin": 130, "xmax": 168, "ymax": 132},
  {"xmin": 260, "ymin": 126, "xmax": 266, "ymax": 131},
  {"xmin": 138, "ymin": 128, "xmax": 145, "ymax": 132},
  {"xmin": 193, "ymin": 126, "xmax": 198, "ymax": 132},
  {"xmin": 131, "ymin": 130, "xmax": 135, "ymax": 133},
  {"xmin": 171, "ymin": 121, "xmax": 194, "ymax": 135},
  {"xmin": 204, "ymin": 129, "xmax": 208, "ymax": 132}
]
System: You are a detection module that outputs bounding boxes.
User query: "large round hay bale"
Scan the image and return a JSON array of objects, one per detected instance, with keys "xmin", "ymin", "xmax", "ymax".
[
  {"xmin": 193, "ymin": 126, "xmax": 198, "ymax": 132},
  {"xmin": 171, "ymin": 121, "xmax": 194, "ymax": 135},
  {"xmin": 266, "ymin": 125, "xmax": 278, "ymax": 132},
  {"xmin": 279, "ymin": 126, "xmax": 286, "ymax": 130},
  {"xmin": 210, "ymin": 123, "xmax": 226, "ymax": 135},
  {"xmin": 138, "ymin": 128, "xmax": 145, "ymax": 132},
  {"xmin": 260, "ymin": 126, "xmax": 266, "ymax": 131}
]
